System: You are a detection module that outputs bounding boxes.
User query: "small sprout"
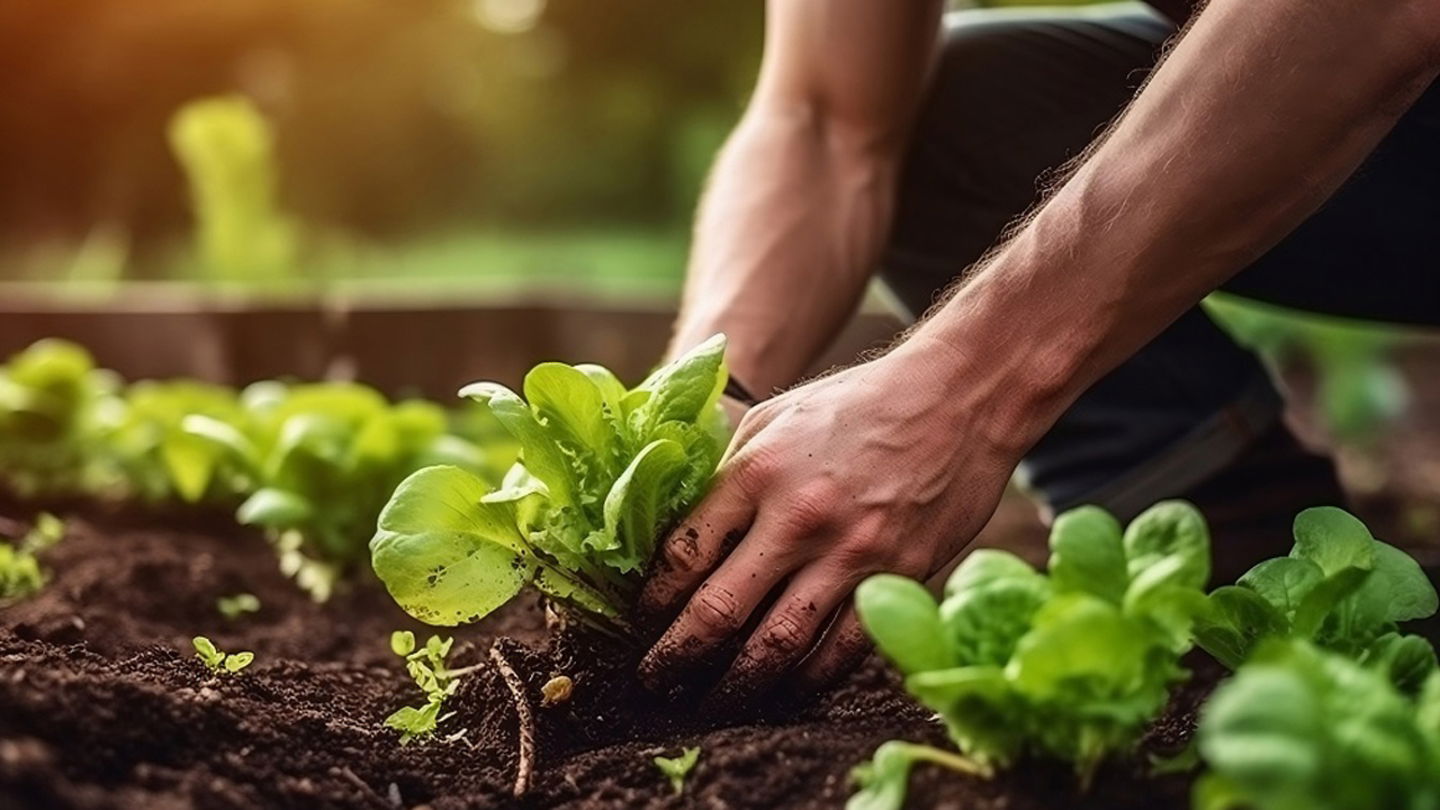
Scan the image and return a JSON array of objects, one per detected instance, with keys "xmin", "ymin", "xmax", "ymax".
[
  {"xmin": 192, "ymin": 636, "xmax": 254, "ymax": 674},
  {"xmin": 224, "ymin": 651, "xmax": 255, "ymax": 673},
  {"xmin": 24, "ymin": 513, "xmax": 65, "ymax": 552},
  {"xmin": 0, "ymin": 544, "xmax": 45, "ymax": 603},
  {"xmin": 0, "ymin": 513, "xmax": 64, "ymax": 604},
  {"xmin": 541, "ymin": 674, "xmax": 573, "ymax": 707},
  {"xmin": 216, "ymin": 593, "xmax": 261, "ymax": 620},
  {"xmin": 385, "ymin": 631, "xmax": 466, "ymax": 745},
  {"xmin": 653, "ymin": 746, "xmax": 701, "ymax": 795}
]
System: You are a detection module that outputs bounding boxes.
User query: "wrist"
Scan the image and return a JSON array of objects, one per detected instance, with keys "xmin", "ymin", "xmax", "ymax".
[{"xmin": 891, "ymin": 246, "xmax": 1101, "ymax": 458}]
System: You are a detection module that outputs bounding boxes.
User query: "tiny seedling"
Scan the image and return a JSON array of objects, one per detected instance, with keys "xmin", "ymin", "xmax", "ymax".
[
  {"xmin": 384, "ymin": 630, "xmax": 481, "ymax": 744},
  {"xmin": 0, "ymin": 513, "xmax": 66, "ymax": 604},
  {"xmin": 192, "ymin": 636, "xmax": 254, "ymax": 674},
  {"xmin": 216, "ymin": 593, "xmax": 261, "ymax": 620},
  {"xmin": 0, "ymin": 543, "xmax": 44, "ymax": 603},
  {"xmin": 653, "ymin": 746, "xmax": 701, "ymax": 795}
]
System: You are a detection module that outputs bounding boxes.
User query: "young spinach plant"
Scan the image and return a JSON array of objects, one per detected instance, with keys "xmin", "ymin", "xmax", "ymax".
[
  {"xmin": 850, "ymin": 501, "xmax": 1213, "ymax": 809},
  {"xmin": 1193, "ymin": 506, "xmax": 1438, "ymax": 692},
  {"xmin": 370, "ymin": 335, "xmax": 729, "ymax": 629}
]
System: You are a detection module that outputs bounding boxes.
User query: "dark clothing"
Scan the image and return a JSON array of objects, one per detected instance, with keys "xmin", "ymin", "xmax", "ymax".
[
  {"xmin": 1146, "ymin": 0, "xmax": 1193, "ymax": 23},
  {"xmin": 878, "ymin": 5, "xmax": 1440, "ymax": 519}
]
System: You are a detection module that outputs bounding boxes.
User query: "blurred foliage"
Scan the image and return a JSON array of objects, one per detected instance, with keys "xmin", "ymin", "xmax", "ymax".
[
  {"xmin": 169, "ymin": 96, "xmax": 298, "ymax": 281},
  {"xmin": 1206, "ymin": 295, "xmax": 1408, "ymax": 443},
  {"xmin": 0, "ymin": 0, "xmax": 760, "ymax": 267}
]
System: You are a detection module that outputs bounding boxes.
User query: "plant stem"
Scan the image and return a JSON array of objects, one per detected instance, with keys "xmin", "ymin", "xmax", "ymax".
[{"xmin": 900, "ymin": 742, "xmax": 994, "ymax": 780}]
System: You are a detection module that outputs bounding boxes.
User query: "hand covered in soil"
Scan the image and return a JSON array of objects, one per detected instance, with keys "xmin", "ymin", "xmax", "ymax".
[{"xmin": 637, "ymin": 338, "xmax": 1026, "ymax": 699}]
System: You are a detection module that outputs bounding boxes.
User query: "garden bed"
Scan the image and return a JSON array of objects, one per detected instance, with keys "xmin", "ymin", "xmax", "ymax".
[{"xmin": 0, "ymin": 495, "xmax": 1204, "ymax": 810}]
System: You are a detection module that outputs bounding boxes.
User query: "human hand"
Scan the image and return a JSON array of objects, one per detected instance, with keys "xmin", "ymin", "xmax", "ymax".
[{"xmin": 636, "ymin": 339, "xmax": 1029, "ymax": 700}]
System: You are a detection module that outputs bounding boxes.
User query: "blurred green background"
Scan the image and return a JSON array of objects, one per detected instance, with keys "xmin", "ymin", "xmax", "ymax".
[{"xmin": 1, "ymin": 0, "xmax": 768, "ymax": 294}]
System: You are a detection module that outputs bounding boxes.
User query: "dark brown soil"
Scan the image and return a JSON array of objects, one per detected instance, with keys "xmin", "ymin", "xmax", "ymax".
[{"xmin": 0, "ymin": 497, "xmax": 1205, "ymax": 810}]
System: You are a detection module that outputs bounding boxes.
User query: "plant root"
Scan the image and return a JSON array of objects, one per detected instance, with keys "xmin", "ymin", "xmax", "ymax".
[{"xmin": 490, "ymin": 645, "xmax": 536, "ymax": 798}]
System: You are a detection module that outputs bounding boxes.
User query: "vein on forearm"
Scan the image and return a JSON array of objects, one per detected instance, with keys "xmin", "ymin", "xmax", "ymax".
[{"xmin": 909, "ymin": 0, "xmax": 1440, "ymax": 448}]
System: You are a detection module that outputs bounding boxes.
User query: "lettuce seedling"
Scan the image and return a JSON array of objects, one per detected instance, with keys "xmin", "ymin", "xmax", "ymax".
[
  {"xmin": 216, "ymin": 592, "xmax": 261, "ymax": 620},
  {"xmin": 385, "ymin": 630, "xmax": 476, "ymax": 744},
  {"xmin": 0, "ymin": 513, "xmax": 66, "ymax": 605},
  {"xmin": 0, "ymin": 544, "xmax": 44, "ymax": 604},
  {"xmin": 1194, "ymin": 638, "xmax": 1440, "ymax": 810},
  {"xmin": 187, "ymin": 382, "xmax": 488, "ymax": 601},
  {"xmin": 1193, "ymin": 506, "xmax": 1438, "ymax": 691},
  {"xmin": 653, "ymin": 747, "xmax": 701, "ymax": 795},
  {"xmin": 852, "ymin": 501, "xmax": 1212, "ymax": 807},
  {"xmin": 0, "ymin": 340, "xmax": 124, "ymax": 497},
  {"xmin": 108, "ymin": 380, "xmax": 256, "ymax": 504},
  {"xmin": 192, "ymin": 636, "xmax": 254, "ymax": 674},
  {"xmin": 370, "ymin": 335, "xmax": 728, "ymax": 627}
]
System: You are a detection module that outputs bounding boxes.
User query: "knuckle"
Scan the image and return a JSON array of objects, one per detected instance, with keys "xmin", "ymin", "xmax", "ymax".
[
  {"xmin": 831, "ymin": 535, "xmax": 890, "ymax": 571},
  {"xmin": 783, "ymin": 485, "xmax": 836, "ymax": 533},
  {"xmin": 756, "ymin": 609, "xmax": 810, "ymax": 658},
  {"xmin": 658, "ymin": 526, "xmax": 706, "ymax": 575},
  {"xmin": 689, "ymin": 585, "xmax": 743, "ymax": 637},
  {"xmin": 727, "ymin": 449, "xmax": 774, "ymax": 492}
]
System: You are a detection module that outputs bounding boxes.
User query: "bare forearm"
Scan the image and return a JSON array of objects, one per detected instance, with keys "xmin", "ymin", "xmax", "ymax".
[
  {"xmin": 908, "ymin": 0, "xmax": 1440, "ymax": 448},
  {"xmin": 669, "ymin": 113, "xmax": 898, "ymax": 393}
]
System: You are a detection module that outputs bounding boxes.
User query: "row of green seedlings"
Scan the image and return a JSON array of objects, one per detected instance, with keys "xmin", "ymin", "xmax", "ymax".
[
  {"xmin": 0, "ymin": 338, "xmax": 517, "ymax": 600},
  {"xmin": 850, "ymin": 503, "xmax": 1440, "ymax": 810}
]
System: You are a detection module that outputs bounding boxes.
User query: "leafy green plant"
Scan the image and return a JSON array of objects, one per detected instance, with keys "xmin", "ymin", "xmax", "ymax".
[
  {"xmin": 1194, "ymin": 506, "xmax": 1438, "ymax": 692},
  {"xmin": 653, "ymin": 746, "xmax": 701, "ymax": 795},
  {"xmin": 1206, "ymin": 294, "xmax": 1406, "ymax": 443},
  {"xmin": 849, "ymin": 740, "xmax": 992, "ymax": 810},
  {"xmin": 187, "ymin": 381, "xmax": 487, "ymax": 601},
  {"xmin": 850, "ymin": 501, "xmax": 1212, "ymax": 808},
  {"xmin": 370, "ymin": 334, "xmax": 729, "ymax": 628},
  {"xmin": 384, "ymin": 630, "xmax": 481, "ymax": 745},
  {"xmin": 192, "ymin": 636, "xmax": 254, "ymax": 674},
  {"xmin": 0, "ymin": 513, "xmax": 66, "ymax": 605},
  {"xmin": 1194, "ymin": 638, "xmax": 1440, "ymax": 810},
  {"xmin": 168, "ymin": 95, "xmax": 298, "ymax": 283},
  {"xmin": 108, "ymin": 380, "xmax": 256, "ymax": 504},
  {"xmin": 0, "ymin": 340, "xmax": 123, "ymax": 497},
  {"xmin": 216, "ymin": 593, "xmax": 261, "ymax": 620}
]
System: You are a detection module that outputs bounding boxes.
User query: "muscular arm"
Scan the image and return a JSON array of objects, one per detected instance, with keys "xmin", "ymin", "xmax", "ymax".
[
  {"xmin": 911, "ymin": 0, "xmax": 1440, "ymax": 454},
  {"xmin": 667, "ymin": 0, "xmax": 943, "ymax": 394},
  {"xmin": 640, "ymin": 0, "xmax": 1440, "ymax": 698}
]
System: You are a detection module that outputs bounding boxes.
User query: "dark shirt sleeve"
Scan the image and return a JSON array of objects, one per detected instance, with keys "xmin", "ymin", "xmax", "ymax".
[{"xmin": 1146, "ymin": 0, "xmax": 1194, "ymax": 23}]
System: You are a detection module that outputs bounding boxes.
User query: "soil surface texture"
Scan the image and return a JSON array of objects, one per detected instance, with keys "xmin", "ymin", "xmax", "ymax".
[{"xmin": 0, "ymin": 497, "xmax": 1211, "ymax": 810}]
